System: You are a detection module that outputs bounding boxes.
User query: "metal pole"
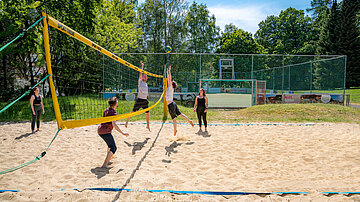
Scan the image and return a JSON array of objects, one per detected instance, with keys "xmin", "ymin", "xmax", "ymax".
[
  {"xmin": 199, "ymin": 54, "xmax": 202, "ymax": 88},
  {"xmin": 232, "ymin": 58, "xmax": 235, "ymax": 79},
  {"xmin": 251, "ymin": 55, "xmax": 254, "ymax": 79},
  {"xmin": 310, "ymin": 62, "xmax": 313, "ymax": 93},
  {"xmin": 273, "ymin": 68, "xmax": 275, "ymax": 92},
  {"xmin": 289, "ymin": 66, "xmax": 291, "ymax": 90},
  {"xmin": 282, "ymin": 55, "xmax": 284, "ymax": 94},
  {"xmin": 219, "ymin": 59, "xmax": 222, "ymax": 79},
  {"xmin": 343, "ymin": 55, "xmax": 347, "ymax": 96}
]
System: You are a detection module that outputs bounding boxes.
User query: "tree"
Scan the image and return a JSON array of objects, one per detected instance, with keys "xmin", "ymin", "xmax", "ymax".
[
  {"xmin": 255, "ymin": 16, "xmax": 279, "ymax": 54},
  {"xmin": 338, "ymin": 0, "xmax": 360, "ymax": 87},
  {"xmin": 39, "ymin": 0, "xmax": 102, "ymax": 96},
  {"xmin": 138, "ymin": 0, "xmax": 188, "ymax": 53},
  {"xmin": 0, "ymin": 0, "xmax": 42, "ymax": 101},
  {"xmin": 94, "ymin": 0, "xmax": 142, "ymax": 53},
  {"xmin": 316, "ymin": 0, "xmax": 341, "ymax": 55},
  {"xmin": 314, "ymin": 0, "xmax": 342, "ymax": 90},
  {"xmin": 255, "ymin": 7, "xmax": 314, "ymax": 54},
  {"xmin": 217, "ymin": 26, "xmax": 266, "ymax": 54},
  {"xmin": 307, "ymin": 0, "xmax": 333, "ymax": 18},
  {"xmin": 184, "ymin": 1, "xmax": 220, "ymax": 53}
]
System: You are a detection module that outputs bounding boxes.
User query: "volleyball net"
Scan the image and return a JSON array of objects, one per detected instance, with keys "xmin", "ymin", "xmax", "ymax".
[{"xmin": 41, "ymin": 12, "xmax": 167, "ymax": 130}]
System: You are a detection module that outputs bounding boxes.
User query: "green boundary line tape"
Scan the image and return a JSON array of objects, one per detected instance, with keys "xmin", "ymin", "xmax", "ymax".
[
  {"xmin": 0, "ymin": 74, "xmax": 50, "ymax": 114},
  {"xmin": 0, "ymin": 16, "xmax": 44, "ymax": 53}
]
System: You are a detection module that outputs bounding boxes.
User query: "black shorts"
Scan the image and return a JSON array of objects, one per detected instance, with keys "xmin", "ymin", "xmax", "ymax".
[
  {"xmin": 168, "ymin": 102, "xmax": 181, "ymax": 119},
  {"xmin": 133, "ymin": 98, "xmax": 149, "ymax": 113},
  {"xmin": 99, "ymin": 133, "xmax": 117, "ymax": 154}
]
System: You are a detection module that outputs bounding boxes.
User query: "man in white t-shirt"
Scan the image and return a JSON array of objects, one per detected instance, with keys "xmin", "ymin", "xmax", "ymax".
[
  {"xmin": 166, "ymin": 65, "xmax": 194, "ymax": 136},
  {"xmin": 125, "ymin": 61, "xmax": 151, "ymax": 131}
]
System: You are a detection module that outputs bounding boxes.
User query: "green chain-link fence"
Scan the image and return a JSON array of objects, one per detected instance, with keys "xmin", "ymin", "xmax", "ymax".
[{"xmin": 107, "ymin": 53, "xmax": 346, "ymax": 94}]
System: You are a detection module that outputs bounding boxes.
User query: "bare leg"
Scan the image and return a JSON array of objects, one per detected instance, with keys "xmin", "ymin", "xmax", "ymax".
[
  {"xmin": 102, "ymin": 149, "xmax": 113, "ymax": 168},
  {"xmin": 125, "ymin": 111, "xmax": 134, "ymax": 128},
  {"xmin": 179, "ymin": 114, "xmax": 194, "ymax": 127},
  {"xmin": 145, "ymin": 112, "xmax": 151, "ymax": 131},
  {"xmin": 172, "ymin": 118, "xmax": 177, "ymax": 136},
  {"xmin": 106, "ymin": 148, "xmax": 113, "ymax": 165}
]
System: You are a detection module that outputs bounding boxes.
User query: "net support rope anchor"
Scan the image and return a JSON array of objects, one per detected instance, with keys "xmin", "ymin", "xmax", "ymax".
[{"xmin": 36, "ymin": 152, "xmax": 46, "ymax": 160}]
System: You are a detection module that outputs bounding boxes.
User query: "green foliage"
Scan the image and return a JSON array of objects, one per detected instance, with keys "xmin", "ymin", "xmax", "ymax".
[
  {"xmin": 316, "ymin": 1, "xmax": 341, "ymax": 55},
  {"xmin": 2, "ymin": 97, "xmax": 359, "ymax": 123},
  {"xmin": 306, "ymin": 0, "xmax": 332, "ymax": 44},
  {"xmin": 314, "ymin": 1, "xmax": 341, "ymax": 89},
  {"xmin": 94, "ymin": 0, "xmax": 142, "ymax": 53},
  {"xmin": 0, "ymin": 0, "xmax": 43, "ymax": 101},
  {"xmin": 0, "ymin": 97, "xmax": 215, "ymax": 123},
  {"xmin": 224, "ymin": 104, "xmax": 360, "ymax": 123},
  {"xmin": 138, "ymin": 0, "xmax": 188, "ymax": 53},
  {"xmin": 184, "ymin": 2, "xmax": 220, "ymax": 53},
  {"xmin": 307, "ymin": 0, "xmax": 333, "ymax": 18},
  {"xmin": 338, "ymin": 0, "xmax": 360, "ymax": 88},
  {"xmin": 217, "ymin": 25, "xmax": 266, "ymax": 54},
  {"xmin": 255, "ymin": 7, "xmax": 314, "ymax": 54}
]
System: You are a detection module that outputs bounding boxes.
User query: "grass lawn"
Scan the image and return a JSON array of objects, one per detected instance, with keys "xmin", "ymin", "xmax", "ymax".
[
  {"xmin": 212, "ymin": 103, "xmax": 360, "ymax": 124},
  {"xmin": 0, "ymin": 96, "xmax": 215, "ymax": 123},
  {"xmin": 1, "ymin": 91, "xmax": 359, "ymax": 124}
]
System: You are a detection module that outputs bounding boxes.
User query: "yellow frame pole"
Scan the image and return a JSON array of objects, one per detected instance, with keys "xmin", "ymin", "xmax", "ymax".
[
  {"xmin": 42, "ymin": 12, "xmax": 63, "ymax": 129},
  {"xmin": 40, "ymin": 12, "xmax": 166, "ymax": 129}
]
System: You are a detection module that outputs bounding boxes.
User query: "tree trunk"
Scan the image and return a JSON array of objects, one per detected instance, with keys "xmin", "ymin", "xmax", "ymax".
[
  {"xmin": 29, "ymin": 53, "xmax": 34, "ymax": 87},
  {"xmin": 2, "ymin": 55, "xmax": 7, "ymax": 88}
]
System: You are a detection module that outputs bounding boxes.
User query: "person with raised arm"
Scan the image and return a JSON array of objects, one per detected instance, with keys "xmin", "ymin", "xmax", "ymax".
[
  {"xmin": 166, "ymin": 65, "xmax": 194, "ymax": 136},
  {"xmin": 125, "ymin": 60, "xmax": 151, "ymax": 131}
]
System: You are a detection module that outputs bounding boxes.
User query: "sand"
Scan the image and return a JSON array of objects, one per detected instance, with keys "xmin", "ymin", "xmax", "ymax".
[{"xmin": 1, "ymin": 121, "xmax": 360, "ymax": 201}]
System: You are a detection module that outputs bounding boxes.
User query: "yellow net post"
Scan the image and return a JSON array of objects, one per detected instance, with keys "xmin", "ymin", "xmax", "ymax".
[
  {"xmin": 41, "ymin": 12, "xmax": 166, "ymax": 129},
  {"xmin": 42, "ymin": 12, "xmax": 63, "ymax": 129}
]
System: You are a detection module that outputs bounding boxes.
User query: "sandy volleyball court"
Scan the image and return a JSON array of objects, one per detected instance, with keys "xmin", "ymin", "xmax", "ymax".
[{"xmin": 0, "ymin": 121, "xmax": 360, "ymax": 201}]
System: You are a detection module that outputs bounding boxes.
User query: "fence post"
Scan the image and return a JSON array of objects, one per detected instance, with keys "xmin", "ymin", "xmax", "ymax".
[
  {"xmin": 289, "ymin": 66, "xmax": 291, "ymax": 90},
  {"xmin": 310, "ymin": 62, "xmax": 313, "ymax": 93},
  {"xmin": 273, "ymin": 68, "xmax": 275, "ymax": 92},
  {"xmin": 343, "ymin": 55, "xmax": 347, "ymax": 96},
  {"xmin": 199, "ymin": 54, "xmax": 202, "ymax": 88},
  {"xmin": 282, "ymin": 55, "xmax": 284, "ymax": 94},
  {"xmin": 251, "ymin": 55, "xmax": 254, "ymax": 79}
]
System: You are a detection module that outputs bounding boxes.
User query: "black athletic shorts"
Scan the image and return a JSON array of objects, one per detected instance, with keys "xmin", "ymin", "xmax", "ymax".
[
  {"xmin": 168, "ymin": 102, "xmax": 181, "ymax": 119},
  {"xmin": 133, "ymin": 98, "xmax": 149, "ymax": 113},
  {"xmin": 99, "ymin": 133, "xmax": 117, "ymax": 154}
]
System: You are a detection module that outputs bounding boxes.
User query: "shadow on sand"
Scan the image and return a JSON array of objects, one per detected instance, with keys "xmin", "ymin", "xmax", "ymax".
[{"xmin": 111, "ymin": 120, "xmax": 166, "ymax": 201}]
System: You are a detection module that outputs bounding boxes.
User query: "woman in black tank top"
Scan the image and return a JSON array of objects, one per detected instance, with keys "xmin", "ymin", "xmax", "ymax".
[
  {"xmin": 30, "ymin": 87, "xmax": 45, "ymax": 133},
  {"xmin": 194, "ymin": 88, "xmax": 208, "ymax": 132}
]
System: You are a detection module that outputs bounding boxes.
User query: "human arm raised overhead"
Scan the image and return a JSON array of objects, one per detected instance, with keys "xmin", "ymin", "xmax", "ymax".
[{"xmin": 167, "ymin": 65, "xmax": 172, "ymax": 87}]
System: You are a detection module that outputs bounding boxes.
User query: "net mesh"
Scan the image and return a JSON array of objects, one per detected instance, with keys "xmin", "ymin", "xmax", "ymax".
[
  {"xmin": 45, "ymin": 18, "xmax": 164, "ymax": 125},
  {"xmin": 104, "ymin": 53, "xmax": 345, "ymax": 94}
]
